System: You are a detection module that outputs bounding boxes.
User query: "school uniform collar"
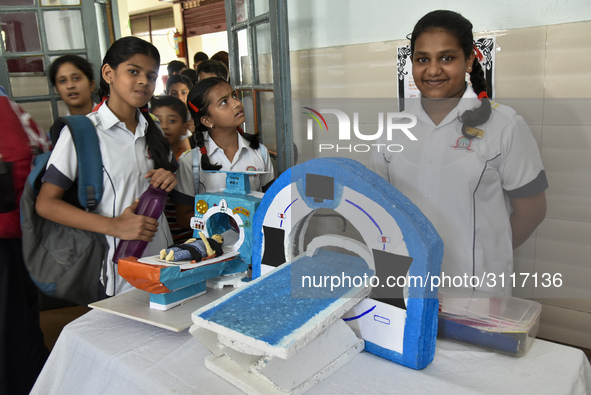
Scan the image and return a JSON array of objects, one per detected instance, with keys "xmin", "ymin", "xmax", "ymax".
[
  {"xmin": 135, "ymin": 111, "xmax": 149, "ymax": 139},
  {"xmin": 203, "ymin": 132, "xmax": 218, "ymax": 155},
  {"xmin": 204, "ymin": 130, "xmax": 249, "ymax": 157},
  {"xmin": 440, "ymin": 85, "xmax": 480, "ymax": 127},
  {"xmin": 408, "ymin": 84, "xmax": 480, "ymax": 127},
  {"xmin": 236, "ymin": 131, "xmax": 249, "ymax": 154},
  {"xmin": 456, "ymin": 84, "xmax": 479, "ymax": 110},
  {"xmin": 97, "ymin": 103, "xmax": 148, "ymax": 137}
]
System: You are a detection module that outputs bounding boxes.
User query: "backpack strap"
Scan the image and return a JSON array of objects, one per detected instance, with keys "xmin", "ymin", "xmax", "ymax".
[
  {"xmin": 27, "ymin": 152, "xmax": 51, "ymax": 195},
  {"xmin": 192, "ymin": 148, "xmax": 201, "ymax": 195},
  {"xmin": 52, "ymin": 116, "xmax": 103, "ymax": 211}
]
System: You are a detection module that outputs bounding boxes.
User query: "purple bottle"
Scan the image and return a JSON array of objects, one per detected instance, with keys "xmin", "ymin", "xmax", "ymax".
[{"xmin": 112, "ymin": 184, "xmax": 168, "ymax": 263}]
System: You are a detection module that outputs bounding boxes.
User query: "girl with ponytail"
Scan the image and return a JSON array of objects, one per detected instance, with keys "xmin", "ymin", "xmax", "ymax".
[
  {"xmin": 371, "ymin": 10, "xmax": 548, "ymax": 295},
  {"xmin": 173, "ymin": 77, "xmax": 274, "ymax": 229},
  {"xmin": 36, "ymin": 36, "xmax": 177, "ymax": 297}
]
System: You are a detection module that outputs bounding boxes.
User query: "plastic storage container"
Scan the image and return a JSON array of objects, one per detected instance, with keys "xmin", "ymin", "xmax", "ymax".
[
  {"xmin": 112, "ymin": 184, "xmax": 168, "ymax": 263},
  {"xmin": 437, "ymin": 288, "xmax": 542, "ymax": 356}
]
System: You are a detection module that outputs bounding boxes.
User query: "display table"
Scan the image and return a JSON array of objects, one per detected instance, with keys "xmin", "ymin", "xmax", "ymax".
[{"xmin": 32, "ymin": 309, "xmax": 591, "ymax": 394}]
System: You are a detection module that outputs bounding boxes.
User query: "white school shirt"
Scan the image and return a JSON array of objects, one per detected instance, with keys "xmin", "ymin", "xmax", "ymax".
[
  {"xmin": 370, "ymin": 86, "xmax": 547, "ymax": 294},
  {"xmin": 43, "ymin": 103, "xmax": 173, "ymax": 296},
  {"xmin": 174, "ymin": 131, "xmax": 274, "ymax": 201}
]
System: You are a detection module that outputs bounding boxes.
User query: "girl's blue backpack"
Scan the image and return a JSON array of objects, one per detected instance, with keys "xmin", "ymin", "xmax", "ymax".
[{"xmin": 20, "ymin": 115, "xmax": 107, "ymax": 305}]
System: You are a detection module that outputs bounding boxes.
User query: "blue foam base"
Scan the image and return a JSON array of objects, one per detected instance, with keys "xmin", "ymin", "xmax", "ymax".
[{"xmin": 198, "ymin": 250, "xmax": 370, "ymax": 346}]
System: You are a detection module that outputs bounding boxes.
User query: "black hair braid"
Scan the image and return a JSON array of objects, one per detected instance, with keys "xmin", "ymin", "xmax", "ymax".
[
  {"xmin": 98, "ymin": 78, "xmax": 109, "ymax": 100},
  {"xmin": 189, "ymin": 101, "xmax": 221, "ymax": 170},
  {"xmin": 196, "ymin": 128, "xmax": 222, "ymax": 171},
  {"xmin": 241, "ymin": 130, "xmax": 260, "ymax": 149},
  {"xmin": 460, "ymin": 60, "xmax": 492, "ymax": 139},
  {"xmin": 469, "ymin": 60, "xmax": 488, "ymax": 95}
]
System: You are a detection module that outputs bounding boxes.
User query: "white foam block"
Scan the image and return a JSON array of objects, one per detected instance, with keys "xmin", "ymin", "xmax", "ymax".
[
  {"xmin": 253, "ymin": 320, "xmax": 363, "ymax": 391},
  {"xmin": 203, "ymin": 320, "xmax": 364, "ymax": 395},
  {"xmin": 148, "ymin": 290, "xmax": 205, "ymax": 311}
]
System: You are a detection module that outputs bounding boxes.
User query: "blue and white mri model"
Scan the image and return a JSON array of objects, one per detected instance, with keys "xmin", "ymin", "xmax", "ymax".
[{"xmin": 251, "ymin": 157, "xmax": 444, "ymax": 369}]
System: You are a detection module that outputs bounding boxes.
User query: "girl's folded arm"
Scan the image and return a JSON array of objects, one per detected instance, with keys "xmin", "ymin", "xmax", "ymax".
[{"xmin": 35, "ymin": 182, "xmax": 159, "ymax": 242}]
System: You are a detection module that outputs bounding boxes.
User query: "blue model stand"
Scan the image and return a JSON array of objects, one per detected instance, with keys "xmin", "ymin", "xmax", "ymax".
[
  {"xmin": 149, "ymin": 278, "xmax": 207, "ymax": 309},
  {"xmin": 191, "ymin": 171, "xmax": 262, "ymax": 276},
  {"xmin": 119, "ymin": 172, "xmax": 264, "ymax": 311}
]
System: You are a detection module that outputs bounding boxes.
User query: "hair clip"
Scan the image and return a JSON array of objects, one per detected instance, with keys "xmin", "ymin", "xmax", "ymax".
[
  {"xmin": 464, "ymin": 126, "xmax": 486, "ymax": 139},
  {"xmin": 200, "ymin": 146, "xmax": 207, "ymax": 155},
  {"xmin": 473, "ymin": 45, "xmax": 484, "ymax": 62},
  {"xmin": 188, "ymin": 101, "xmax": 199, "ymax": 113},
  {"xmin": 477, "ymin": 91, "xmax": 488, "ymax": 100}
]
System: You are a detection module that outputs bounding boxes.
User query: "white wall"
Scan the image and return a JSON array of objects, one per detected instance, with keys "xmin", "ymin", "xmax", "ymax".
[
  {"xmin": 287, "ymin": 0, "xmax": 591, "ymax": 51},
  {"xmin": 126, "ymin": 0, "xmax": 169, "ymax": 14},
  {"xmin": 118, "ymin": 0, "xmax": 591, "ymax": 52}
]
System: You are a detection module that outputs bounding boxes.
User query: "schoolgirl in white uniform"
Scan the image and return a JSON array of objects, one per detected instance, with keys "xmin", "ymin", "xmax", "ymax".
[
  {"xmin": 371, "ymin": 10, "xmax": 548, "ymax": 294},
  {"xmin": 36, "ymin": 37, "xmax": 177, "ymax": 297},
  {"xmin": 173, "ymin": 77, "xmax": 274, "ymax": 229}
]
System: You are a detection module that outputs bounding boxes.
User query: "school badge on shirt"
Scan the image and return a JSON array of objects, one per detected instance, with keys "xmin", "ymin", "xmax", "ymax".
[
  {"xmin": 451, "ymin": 127, "xmax": 485, "ymax": 152},
  {"xmin": 451, "ymin": 136, "xmax": 474, "ymax": 152}
]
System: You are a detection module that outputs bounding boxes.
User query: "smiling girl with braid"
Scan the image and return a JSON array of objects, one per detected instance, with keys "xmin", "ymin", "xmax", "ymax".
[
  {"xmin": 173, "ymin": 77, "xmax": 274, "ymax": 229},
  {"xmin": 371, "ymin": 10, "xmax": 547, "ymax": 295}
]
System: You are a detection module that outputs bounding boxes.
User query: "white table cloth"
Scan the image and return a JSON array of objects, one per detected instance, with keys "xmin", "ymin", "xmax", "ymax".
[{"xmin": 32, "ymin": 309, "xmax": 591, "ymax": 394}]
